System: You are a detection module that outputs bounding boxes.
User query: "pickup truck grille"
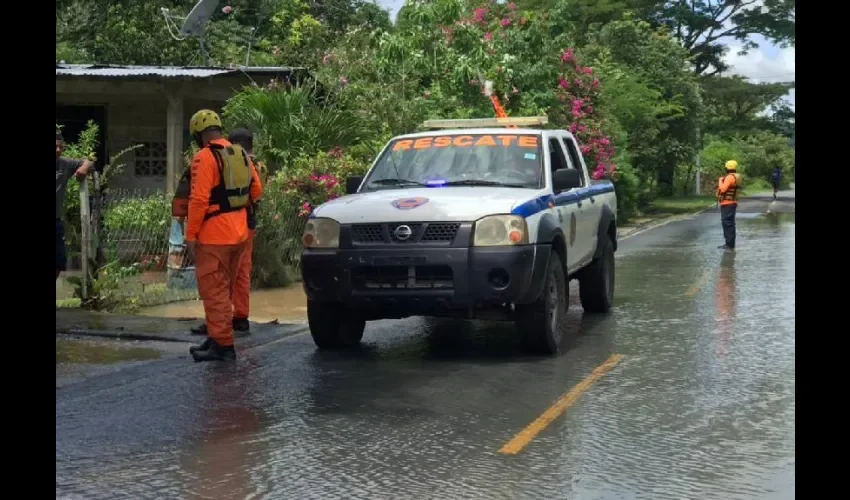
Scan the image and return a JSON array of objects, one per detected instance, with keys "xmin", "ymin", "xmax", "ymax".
[{"xmin": 351, "ymin": 222, "xmax": 461, "ymax": 244}]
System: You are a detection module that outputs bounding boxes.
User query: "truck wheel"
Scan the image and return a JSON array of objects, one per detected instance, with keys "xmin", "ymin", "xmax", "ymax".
[
  {"xmin": 516, "ymin": 252, "xmax": 569, "ymax": 355},
  {"xmin": 307, "ymin": 299, "xmax": 366, "ymax": 350},
  {"xmin": 579, "ymin": 236, "xmax": 615, "ymax": 314}
]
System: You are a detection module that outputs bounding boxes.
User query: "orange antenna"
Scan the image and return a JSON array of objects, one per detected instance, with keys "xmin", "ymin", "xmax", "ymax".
[{"xmin": 477, "ymin": 70, "xmax": 516, "ymax": 128}]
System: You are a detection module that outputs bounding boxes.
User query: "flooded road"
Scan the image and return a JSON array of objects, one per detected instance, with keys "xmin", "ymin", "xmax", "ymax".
[
  {"xmin": 56, "ymin": 193, "xmax": 795, "ymax": 499},
  {"xmin": 140, "ymin": 283, "xmax": 308, "ymax": 323}
]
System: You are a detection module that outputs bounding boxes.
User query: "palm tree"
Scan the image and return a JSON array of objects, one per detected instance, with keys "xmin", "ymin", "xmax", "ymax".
[{"xmin": 222, "ymin": 84, "xmax": 368, "ymax": 173}]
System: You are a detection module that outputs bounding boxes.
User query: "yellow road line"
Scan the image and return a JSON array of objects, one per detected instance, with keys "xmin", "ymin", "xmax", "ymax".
[
  {"xmin": 498, "ymin": 354, "xmax": 625, "ymax": 455},
  {"xmin": 685, "ymin": 270, "xmax": 714, "ymax": 297}
]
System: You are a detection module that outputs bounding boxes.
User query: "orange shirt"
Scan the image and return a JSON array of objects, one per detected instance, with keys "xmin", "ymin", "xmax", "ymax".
[
  {"xmin": 717, "ymin": 174, "xmax": 739, "ymax": 206},
  {"xmin": 186, "ymin": 138, "xmax": 264, "ymax": 245}
]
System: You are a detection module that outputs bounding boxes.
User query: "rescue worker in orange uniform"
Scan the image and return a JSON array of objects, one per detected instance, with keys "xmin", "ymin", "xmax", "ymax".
[
  {"xmin": 185, "ymin": 110, "xmax": 263, "ymax": 362},
  {"xmin": 716, "ymin": 160, "xmax": 742, "ymax": 250},
  {"xmin": 190, "ymin": 128, "xmax": 267, "ymax": 336}
]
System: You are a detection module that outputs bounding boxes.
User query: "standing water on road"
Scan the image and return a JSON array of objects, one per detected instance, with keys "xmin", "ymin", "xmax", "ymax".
[
  {"xmin": 139, "ymin": 282, "xmax": 308, "ymax": 323},
  {"xmin": 57, "ymin": 204, "xmax": 794, "ymax": 499}
]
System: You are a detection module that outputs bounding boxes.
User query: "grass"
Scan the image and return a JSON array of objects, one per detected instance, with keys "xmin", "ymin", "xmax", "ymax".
[
  {"xmin": 645, "ymin": 195, "xmax": 716, "ymax": 215},
  {"xmin": 645, "ymin": 179, "xmax": 775, "ymax": 216},
  {"xmin": 56, "ymin": 282, "xmax": 199, "ymax": 311}
]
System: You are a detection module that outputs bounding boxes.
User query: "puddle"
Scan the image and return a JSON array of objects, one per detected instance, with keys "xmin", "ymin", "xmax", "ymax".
[
  {"xmin": 140, "ymin": 283, "xmax": 307, "ymax": 323},
  {"xmin": 56, "ymin": 338, "xmax": 161, "ymax": 365},
  {"xmin": 740, "ymin": 212, "xmax": 795, "ymax": 225}
]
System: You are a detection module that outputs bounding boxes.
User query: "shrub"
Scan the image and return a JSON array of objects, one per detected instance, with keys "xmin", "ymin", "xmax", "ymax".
[
  {"xmin": 102, "ymin": 192, "xmax": 172, "ymax": 262},
  {"xmin": 250, "ymin": 149, "xmax": 371, "ymax": 288}
]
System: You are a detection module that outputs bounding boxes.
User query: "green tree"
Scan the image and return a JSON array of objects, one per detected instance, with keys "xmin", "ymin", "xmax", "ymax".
[
  {"xmin": 700, "ymin": 75, "xmax": 793, "ymax": 137},
  {"xmin": 632, "ymin": 0, "xmax": 795, "ymax": 75},
  {"xmin": 221, "ymin": 84, "xmax": 370, "ymax": 171},
  {"xmin": 584, "ymin": 17, "xmax": 702, "ymax": 196}
]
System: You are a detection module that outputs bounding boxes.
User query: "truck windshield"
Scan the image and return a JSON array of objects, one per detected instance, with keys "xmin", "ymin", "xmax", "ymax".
[{"xmin": 362, "ymin": 133, "xmax": 544, "ymax": 191}]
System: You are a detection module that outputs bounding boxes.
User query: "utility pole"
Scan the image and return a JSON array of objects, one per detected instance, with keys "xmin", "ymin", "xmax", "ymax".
[{"xmin": 695, "ymin": 123, "xmax": 701, "ymax": 195}]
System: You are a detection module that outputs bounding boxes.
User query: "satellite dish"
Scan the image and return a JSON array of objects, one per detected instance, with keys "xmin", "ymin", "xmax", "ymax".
[
  {"xmin": 161, "ymin": 0, "xmax": 221, "ymax": 65},
  {"xmin": 180, "ymin": 0, "xmax": 221, "ymax": 38}
]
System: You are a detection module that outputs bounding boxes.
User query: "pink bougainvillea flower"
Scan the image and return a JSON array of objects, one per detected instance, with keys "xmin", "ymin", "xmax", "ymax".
[
  {"xmin": 591, "ymin": 78, "xmax": 600, "ymax": 88},
  {"xmin": 483, "ymin": 32, "xmax": 493, "ymax": 41},
  {"xmin": 501, "ymin": 18, "xmax": 511, "ymax": 27},
  {"xmin": 558, "ymin": 77, "xmax": 569, "ymax": 89},
  {"xmin": 583, "ymin": 67, "xmax": 593, "ymax": 74},
  {"xmin": 222, "ymin": 5, "xmax": 232, "ymax": 14},
  {"xmin": 473, "ymin": 8, "xmax": 487, "ymax": 22},
  {"xmin": 561, "ymin": 48, "xmax": 575, "ymax": 63}
]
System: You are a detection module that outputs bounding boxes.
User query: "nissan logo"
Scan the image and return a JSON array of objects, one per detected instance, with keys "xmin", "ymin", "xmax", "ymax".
[{"xmin": 394, "ymin": 225, "xmax": 413, "ymax": 241}]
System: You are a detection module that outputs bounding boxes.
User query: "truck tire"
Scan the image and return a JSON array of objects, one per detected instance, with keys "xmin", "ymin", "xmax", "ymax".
[
  {"xmin": 307, "ymin": 299, "xmax": 366, "ymax": 350},
  {"xmin": 579, "ymin": 236, "xmax": 615, "ymax": 314},
  {"xmin": 516, "ymin": 252, "xmax": 569, "ymax": 355}
]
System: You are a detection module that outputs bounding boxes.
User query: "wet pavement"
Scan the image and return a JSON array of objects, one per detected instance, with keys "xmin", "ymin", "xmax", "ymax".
[{"xmin": 56, "ymin": 192, "xmax": 795, "ymax": 499}]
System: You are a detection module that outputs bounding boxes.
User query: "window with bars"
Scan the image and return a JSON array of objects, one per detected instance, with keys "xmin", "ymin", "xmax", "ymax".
[{"xmin": 133, "ymin": 140, "xmax": 168, "ymax": 177}]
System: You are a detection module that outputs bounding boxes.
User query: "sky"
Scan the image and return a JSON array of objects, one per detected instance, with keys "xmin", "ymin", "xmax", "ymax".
[{"xmin": 372, "ymin": 0, "xmax": 795, "ymax": 109}]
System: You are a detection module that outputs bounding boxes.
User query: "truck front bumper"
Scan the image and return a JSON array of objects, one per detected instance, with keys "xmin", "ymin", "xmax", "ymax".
[{"xmin": 301, "ymin": 244, "xmax": 552, "ymax": 315}]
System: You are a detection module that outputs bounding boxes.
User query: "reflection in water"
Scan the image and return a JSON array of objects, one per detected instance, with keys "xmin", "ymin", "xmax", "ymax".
[
  {"xmin": 180, "ymin": 365, "xmax": 264, "ymax": 500},
  {"xmin": 714, "ymin": 251, "xmax": 737, "ymax": 358}
]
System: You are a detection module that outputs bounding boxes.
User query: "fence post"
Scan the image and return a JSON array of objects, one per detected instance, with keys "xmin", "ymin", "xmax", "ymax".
[
  {"xmin": 79, "ymin": 177, "xmax": 91, "ymax": 301},
  {"xmin": 91, "ymin": 171, "xmax": 102, "ymax": 269}
]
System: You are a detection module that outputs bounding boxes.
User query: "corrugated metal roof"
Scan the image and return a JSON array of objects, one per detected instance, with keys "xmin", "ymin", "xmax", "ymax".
[{"xmin": 55, "ymin": 64, "xmax": 304, "ymax": 78}]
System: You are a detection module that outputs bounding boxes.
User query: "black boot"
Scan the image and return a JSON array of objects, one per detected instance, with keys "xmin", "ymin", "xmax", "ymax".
[
  {"xmin": 190, "ymin": 339, "xmax": 236, "ymax": 362},
  {"xmin": 189, "ymin": 337, "xmax": 212, "ymax": 354},
  {"xmin": 190, "ymin": 323, "xmax": 208, "ymax": 335},
  {"xmin": 192, "ymin": 318, "xmax": 249, "ymax": 336},
  {"xmin": 233, "ymin": 317, "xmax": 251, "ymax": 335}
]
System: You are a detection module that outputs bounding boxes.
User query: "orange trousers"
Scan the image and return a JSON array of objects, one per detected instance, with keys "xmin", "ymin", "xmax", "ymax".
[
  {"xmin": 232, "ymin": 230, "xmax": 255, "ymax": 319},
  {"xmin": 195, "ymin": 241, "xmax": 247, "ymax": 347}
]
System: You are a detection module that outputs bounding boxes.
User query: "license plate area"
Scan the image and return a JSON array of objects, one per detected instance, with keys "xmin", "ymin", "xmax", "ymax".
[{"xmin": 351, "ymin": 265, "xmax": 454, "ymax": 290}]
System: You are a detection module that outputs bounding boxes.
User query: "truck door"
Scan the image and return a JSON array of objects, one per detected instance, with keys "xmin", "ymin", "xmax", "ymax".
[
  {"xmin": 562, "ymin": 135, "xmax": 600, "ymax": 265},
  {"xmin": 547, "ymin": 136, "xmax": 585, "ymax": 271}
]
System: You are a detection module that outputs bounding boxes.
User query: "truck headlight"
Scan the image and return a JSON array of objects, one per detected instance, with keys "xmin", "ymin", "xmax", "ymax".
[
  {"xmin": 473, "ymin": 215, "xmax": 529, "ymax": 246},
  {"xmin": 302, "ymin": 218, "xmax": 340, "ymax": 249}
]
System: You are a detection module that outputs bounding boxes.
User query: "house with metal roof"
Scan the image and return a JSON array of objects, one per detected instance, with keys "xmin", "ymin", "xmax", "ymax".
[{"xmin": 56, "ymin": 64, "xmax": 307, "ymax": 193}]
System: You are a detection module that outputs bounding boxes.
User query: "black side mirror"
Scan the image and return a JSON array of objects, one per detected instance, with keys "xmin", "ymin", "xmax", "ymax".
[
  {"xmin": 552, "ymin": 169, "xmax": 582, "ymax": 192},
  {"xmin": 345, "ymin": 175, "xmax": 363, "ymax": 195}
]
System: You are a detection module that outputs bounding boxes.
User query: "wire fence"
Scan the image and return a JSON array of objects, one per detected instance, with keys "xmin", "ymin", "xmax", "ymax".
[{"xmin": 58, "ymin": 174, "xmax": 308, "ymax": 312}]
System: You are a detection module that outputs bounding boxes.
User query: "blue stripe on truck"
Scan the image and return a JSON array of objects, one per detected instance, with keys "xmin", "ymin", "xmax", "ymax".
[{"xmin": 511, "ymin": 182, "xmax": 615, "ymax": 218}]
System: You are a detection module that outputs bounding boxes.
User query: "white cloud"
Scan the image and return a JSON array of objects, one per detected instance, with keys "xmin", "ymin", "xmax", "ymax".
[
  {"xmin": 723, "ymin": 43, "xmax": 795, "ymax": 83},
  {"xmin": 723, "ymin": 41, "xmax": 795, "ymax": 109}
]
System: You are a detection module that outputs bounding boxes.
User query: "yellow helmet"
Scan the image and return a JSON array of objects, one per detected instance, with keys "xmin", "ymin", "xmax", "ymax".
[
  {"xmin": 189, "ymin": 109, "xmax": 222, "ymax": 135},
  {"xmin": 725, "ymin": 160, "xmax": 738, "ymax": 171}
]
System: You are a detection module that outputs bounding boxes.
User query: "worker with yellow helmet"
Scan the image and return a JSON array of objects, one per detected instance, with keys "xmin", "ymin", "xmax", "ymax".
[
  {"xmin": 184, "ymin": 109, "xmax": 263, "ymax": 362},
  {"xmin": 716, "ymin": 160, "xmax": 742, "ymax": 250}
]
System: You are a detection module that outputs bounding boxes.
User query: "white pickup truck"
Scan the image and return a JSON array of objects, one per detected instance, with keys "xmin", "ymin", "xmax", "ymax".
[{"xmin": 300, "ymin": 118, "xmax": 618, "ymax": 354}]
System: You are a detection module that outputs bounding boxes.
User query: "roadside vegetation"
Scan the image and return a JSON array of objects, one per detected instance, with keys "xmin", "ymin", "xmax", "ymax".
[{"xmin": 56, "ymin": 0, "xmax": 795, "ymax": 310}]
